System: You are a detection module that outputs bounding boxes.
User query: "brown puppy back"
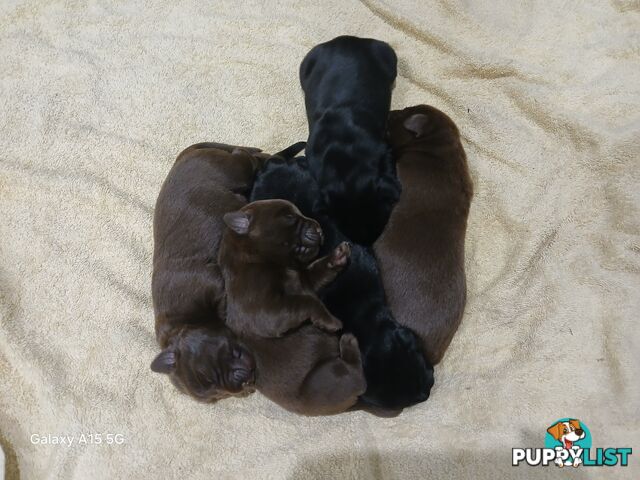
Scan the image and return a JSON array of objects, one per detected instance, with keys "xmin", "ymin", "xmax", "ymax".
[
  {"xmin": 153, "ymin": 145, "xmax": 260, "ymax": 344},
  {"xmin": 151, "ymin": 144, "xmax": 263, "ymax": 401},
  {"xmin": 375, "ymin": 105, "xmax": 473, "ymax": 364}
]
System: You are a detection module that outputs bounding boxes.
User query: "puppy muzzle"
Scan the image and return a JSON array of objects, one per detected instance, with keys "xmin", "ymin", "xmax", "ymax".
[
  {"xmin": 293, "ymin": 221, "xmax": 322, "ymax": 263},
  {"xmin": 301, "ymin": 223, "xmax": 323, "ymax": 246},
  {"xmin": 232, "ymin": 367, "xmax": 255, "ymax": 386}
]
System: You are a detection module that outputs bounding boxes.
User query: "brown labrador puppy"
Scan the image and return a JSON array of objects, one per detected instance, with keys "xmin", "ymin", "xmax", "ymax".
[
  {"xmin": 375, "ymin": 105, "xmax": 473, "ymax": 365},
  {"xmin": 151, "ymin": 141, "xmax": 304, "ymax": 402},
  {"xmin": 219, "ymin": 199, "xmax": 346, "ymax": 336},
  {"xmin": 218, "ymin": 200, "xmax": 366, "ymax": 415}
]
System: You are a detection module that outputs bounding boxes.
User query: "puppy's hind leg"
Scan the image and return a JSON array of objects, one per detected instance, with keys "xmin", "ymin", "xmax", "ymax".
[{"xmin": 298, "ymin": 335, "xmax": 366, "ymax": 415}]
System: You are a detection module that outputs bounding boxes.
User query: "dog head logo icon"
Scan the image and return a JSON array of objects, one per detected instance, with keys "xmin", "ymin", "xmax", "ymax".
[
  {"xmin": 547, "ymin": 419, "xmax": 586, "ymax": 449},
  {"xmin": 545, "ymin": 419, "xmax": 589, "ymax": 467}
]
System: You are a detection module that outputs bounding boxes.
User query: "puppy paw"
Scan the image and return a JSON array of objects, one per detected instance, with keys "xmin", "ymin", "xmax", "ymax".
[
  {"xmin": 340, "ymin": 333, "xmax": 358, "ymax": 350},
  {"xmin": 328, "ymin": 242, "xmax": 351, "ymax": 269},
  {"xmin": 339, "ymin": 334, "xmax": 362, "ymax": 365},
  {"xmin": 311, "ymin": 309, "xmax": 342, "ymax": 333},
  {"xmin": 314, "ymin": 314, "xmax": 342, "ymax": 333}
]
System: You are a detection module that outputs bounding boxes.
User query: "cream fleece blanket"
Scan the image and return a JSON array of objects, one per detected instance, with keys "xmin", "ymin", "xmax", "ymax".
[{"xmin": 1, "ymin": 1, "xmax": 639, "ymax": 479}]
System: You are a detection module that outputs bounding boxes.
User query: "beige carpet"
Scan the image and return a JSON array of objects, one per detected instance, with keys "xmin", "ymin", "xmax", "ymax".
[{"xmin": 1, "ymin": 1, "xmax": 639, "ymax": 479}]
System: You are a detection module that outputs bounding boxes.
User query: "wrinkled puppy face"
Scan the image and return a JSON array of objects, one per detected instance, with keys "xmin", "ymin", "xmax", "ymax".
[
  {"xmin": 150, "ymin": 329, "xmax": 256, "ymax": 403},
  {"xmin": 223, "ymin": 199, "xmax": 323, "ymax": 264}
]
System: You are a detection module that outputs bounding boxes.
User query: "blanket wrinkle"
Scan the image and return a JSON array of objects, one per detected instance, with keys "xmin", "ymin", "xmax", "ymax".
[
  {"xmin": 398, "ymin": 65, "xmax": 459, "ymax": 111},
  {"xmin": 1, "ymin": 160, "xmax": 153, "ymax": 216},
  {"xmin": 505, "ymin": 91, "xmax": 602, "ymax": 153},
  {"xmin": 460, "ymin": 136, "xmax": 526, "ymax": 174},
  {"xmin": 1, "ymin": 0, "xmax": 639, "ymax": 479},
  {"xmin": 358, "ymin": 0, "xmax": 459, "ymax": 57}
]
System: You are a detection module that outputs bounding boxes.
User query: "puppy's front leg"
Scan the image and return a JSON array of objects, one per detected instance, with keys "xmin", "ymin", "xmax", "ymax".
[
  {"xmin": 305, "ymin": 242, "xmax": 351, "ymax": 291},
  {"xmin": 284, "ymin": 295, "xmax": 343, "ymax": 333},
  {"xmin": 255, "ymin": 295, "xmax": 341, "ymax": 337},
  {"xmin": 302, "ymin": 297, "xmax": 343, "ymax": 333}
]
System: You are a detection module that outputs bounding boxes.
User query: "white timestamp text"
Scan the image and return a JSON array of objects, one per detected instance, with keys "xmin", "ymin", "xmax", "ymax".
[{"xmin": 30, "ymin": 433, "xmax": 125, "ymax": 446}]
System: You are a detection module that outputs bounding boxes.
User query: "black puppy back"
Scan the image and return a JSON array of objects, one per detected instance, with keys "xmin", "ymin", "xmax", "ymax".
[{"xmin": 299, "ymin": 36, "xmax": 401, "ymax": 246}]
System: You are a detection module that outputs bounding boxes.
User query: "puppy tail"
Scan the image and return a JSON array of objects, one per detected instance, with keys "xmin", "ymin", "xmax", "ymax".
[{"xmin": 272, "ymin": 141, "xmax": 307, "ymax": 161}]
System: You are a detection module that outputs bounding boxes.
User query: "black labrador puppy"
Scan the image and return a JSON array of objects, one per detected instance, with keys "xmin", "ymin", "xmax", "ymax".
[
  {"xmin": 250, "ymin": 157, "xmax": 433, "ymax": 412},
  {"xmin": 300, "ymin": 35, "xmax": 401, "ymax": 245}
]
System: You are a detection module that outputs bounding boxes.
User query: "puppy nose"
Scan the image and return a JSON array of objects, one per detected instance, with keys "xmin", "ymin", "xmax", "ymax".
[
  {"xmin": 302, "ymin": 225, "xmax": 322, "ymax": 245},
  {"xmin": 232, "ymin": 368, "xmax": 249, "ymax": 384},
  {"xmin": 575, "ymin": 429, "xmax": 584, "ymax": 436}
]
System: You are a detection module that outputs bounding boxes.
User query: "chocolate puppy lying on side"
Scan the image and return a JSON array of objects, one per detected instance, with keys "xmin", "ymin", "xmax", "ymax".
[
  {"xmin": 300, "ymin": 35, "xmax": 401, "ymax": 245},
  {"xmin": 220, "ymin": 199, "xmax": 344, "ymax": 337},
  {"xmin": 251, "ymin": 158, "xmax": 433, "ymax": 412},
  {"xmin": 150, "ymin": 141, "xmax": 304, "ymax": 402},
  {"xmin": 376, "ymin": 105, "xmax": 473, "ymax": 365},
  {"xmin": 218, "ymin": 200, "xmax": 366, "ymax": 415}
]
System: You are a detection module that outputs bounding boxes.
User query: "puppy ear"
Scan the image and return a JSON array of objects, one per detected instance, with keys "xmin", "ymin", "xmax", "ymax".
[
  {"xmin": 223, "ymin": 211, "xmax": 251, "ymax": 235},
  {"xmin": 403, "ymin": 113, "xmax": 429, "ymax": 138},
  {"xmin": 546, "ymin": 422, "xmax": 562, "ymax": 441},
  {"xmin": 231, "ymin": 148, "xmax": 265, "ymax": 172},
  {"xmin": 569, "ymin": 419, "xmax": 581, "ymax": 430},
  {"xmin": 150, "ymin": 349, "xmax": 176, "ymax": 374}
]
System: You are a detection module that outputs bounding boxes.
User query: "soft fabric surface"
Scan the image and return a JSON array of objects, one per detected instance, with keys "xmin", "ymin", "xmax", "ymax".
[{"xmin": 1, "ymin": 1, "xmax": 638, "ymax": 479}]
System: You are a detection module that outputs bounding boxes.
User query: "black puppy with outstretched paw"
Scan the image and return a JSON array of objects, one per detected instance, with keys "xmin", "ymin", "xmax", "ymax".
[
  {"xmin": 251, "ymin": 157, "xmax": 433, "ymax": 412},
  {"xmin": 300, "ymin": 36, "xmax": 401, "ymax": 246}
]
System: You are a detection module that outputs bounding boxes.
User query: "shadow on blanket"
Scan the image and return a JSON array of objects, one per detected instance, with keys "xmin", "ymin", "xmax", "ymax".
[
  {"xmin": 289, "ymin": 446, "xmax": 592, "ymax": 479},
  {"xmin": 0, "ymin": 430, "xmax": 19, "ymax": 480}
]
